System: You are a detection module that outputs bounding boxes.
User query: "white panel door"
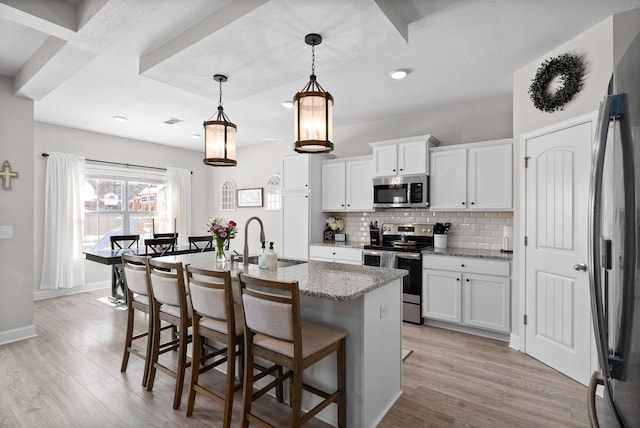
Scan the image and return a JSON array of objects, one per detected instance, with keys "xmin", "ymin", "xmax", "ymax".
[
  {"xmin": 429, "ymin": 149, "xmax": 467, "ymax": 210},
  {"xmin": 422, "ymin": 269, "xmax": 462, "ymax": 323},
  {"xmin": 346, "ymin": 159, "xmax": 373, "ymax": 211},
  {"xmin": 321, "ymin": 162, "xmax": 346, "ymax": 211},
  {"xmin": 398, "ymin": 141, "xmax": 427, "ymax": 175},
  {"xmin": 281, "ymin": 192, "xmax": 309, "ymax": 260},
  {"xmin": 524, "ymin": 118, "xmax": 594, "ymax": 385},
  {"xmin": 468, "ymin": 143, "xmax": 513, "ymax": 210}
]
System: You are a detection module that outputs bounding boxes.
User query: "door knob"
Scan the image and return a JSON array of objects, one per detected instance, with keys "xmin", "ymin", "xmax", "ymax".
[{"xmin": 573, "ymin": 263, "xmax": 588, "ymax": 272}]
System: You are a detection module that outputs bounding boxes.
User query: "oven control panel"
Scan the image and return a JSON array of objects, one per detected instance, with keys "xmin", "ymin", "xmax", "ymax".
[{"xmin": 382, "ymin": 223, "xmax": 433, "ymax": 237}]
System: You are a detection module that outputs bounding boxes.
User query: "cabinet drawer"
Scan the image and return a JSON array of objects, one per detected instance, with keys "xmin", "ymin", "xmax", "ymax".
[
  {"xmin": 309, "ymin": 245, "xmax": 362, "ymax": 264},
  {"xmin": 423, "ymin": 255, "xmax": 510, "ymax": 277}
]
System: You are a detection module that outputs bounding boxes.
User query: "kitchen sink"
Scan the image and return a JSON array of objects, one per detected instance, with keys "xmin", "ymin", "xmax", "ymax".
[{"xmin": 230, "ymin": 254, "xmax": 306, "ymax": 268}]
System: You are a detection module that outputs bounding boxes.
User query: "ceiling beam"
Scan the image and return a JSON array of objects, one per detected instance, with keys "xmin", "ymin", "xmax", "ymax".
[
  {"xmin": 374, "ymin": 0, "xmax": 408, "ymax": 43},
  {"xmin": 139, "ymin": 0, "xmax": 270, "ymax": 74},
  {"xmin": 0, "ymin": 0, "xmax": 76, "ymax": 39}
]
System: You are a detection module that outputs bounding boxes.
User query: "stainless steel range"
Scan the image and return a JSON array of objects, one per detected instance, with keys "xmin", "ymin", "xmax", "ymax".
[{"xmin": 363, "ymin": 223, "xmax": 433, "ymax": 324}]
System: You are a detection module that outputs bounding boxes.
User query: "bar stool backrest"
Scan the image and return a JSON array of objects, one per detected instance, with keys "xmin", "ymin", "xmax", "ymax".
[{"xmin": 121, "ymin": 254, "xmax": 150, "ymax": 297}]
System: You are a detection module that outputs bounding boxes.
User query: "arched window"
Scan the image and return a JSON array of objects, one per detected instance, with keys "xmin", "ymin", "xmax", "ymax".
[
  {"xmin": 220, "ymin": 179, "xmax": 236, "ymax": 211},
  {"xmin": 265, "ymin": 174, "xmax": 281, "ymax": 211}
]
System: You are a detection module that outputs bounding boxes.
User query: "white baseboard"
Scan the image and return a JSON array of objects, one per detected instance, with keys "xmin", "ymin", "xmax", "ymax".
[
  {"xmin": 0, "ymin": 324, "xmax": 37, "ymax": 345},
  {"xmin": 33, "ymin": 281, "xmax": 110, "ymax": 301},
  {"xmin": 509, "ymin": 333, "xmax": 521, "ymax": 351}
]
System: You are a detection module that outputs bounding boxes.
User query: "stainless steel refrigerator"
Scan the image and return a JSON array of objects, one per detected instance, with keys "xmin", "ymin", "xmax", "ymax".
[{"xmin": 589, "ymin": 31, "xmax": 640, "ymax": 427}]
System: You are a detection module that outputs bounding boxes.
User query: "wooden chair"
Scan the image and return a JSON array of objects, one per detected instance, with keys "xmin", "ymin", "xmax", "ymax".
[
  {"xmin": 185, "ymin": 266, "xmax": 243, "ymax": 427},
  {"xmin": 110, "ymin": 235, "xmax": 140, "ymax": 302},
  {"xmin": 144, "ymin": 236, "xmax": 176, "ymax": 256},
  {"xmin": 188, "ymin": 235, "xmax": 213, "ymax": 252},
  {"xmin": 146, "ymin": 259, "xmax": 192, "ymax": 410},
  {"xmin": 238, "ymin": 273, "xmax": 347, "ymax": 428},
  {"xmin": 120, "ymin": 254, "xmax": 153, "ymax": 387}
]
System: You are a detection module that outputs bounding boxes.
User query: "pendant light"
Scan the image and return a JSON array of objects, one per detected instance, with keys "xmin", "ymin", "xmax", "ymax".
[
  {"xmin": 293, "ymin": 33, "xmax": 334, "ymax": 153},
  {"xmin": 203, "ymin": 74, "xmax": 237, "ymax": 166}
]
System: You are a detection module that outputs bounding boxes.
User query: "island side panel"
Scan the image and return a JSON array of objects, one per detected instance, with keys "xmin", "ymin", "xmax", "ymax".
[
  {"xmin": 300, "ymin": 293, "xmax": 364, "ymax": 427},
  {"xmin": 363, "ymin": 278, "xmax": 403, "ymax": 428}
]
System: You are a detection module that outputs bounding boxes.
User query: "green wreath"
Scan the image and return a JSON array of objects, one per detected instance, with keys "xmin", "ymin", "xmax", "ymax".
[{"xmin": 528, "ymin": 53, "xmax": 585, "ymax": 113}]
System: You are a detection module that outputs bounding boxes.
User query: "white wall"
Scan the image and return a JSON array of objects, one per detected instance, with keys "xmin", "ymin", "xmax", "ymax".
[
  {"xmin": 0, "ymin": 76, "xmax": 35, "ymax": 343},
  {"xmin": 511, "ymin": 8, "xmax": 640, "ymax": 337},
  {"xmin": 33, "ymin": 122, "xmax": 211, "ymax": 290}
]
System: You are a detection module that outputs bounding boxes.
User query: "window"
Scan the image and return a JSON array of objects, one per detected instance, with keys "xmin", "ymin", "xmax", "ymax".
[
  {"xmin": 265, "ymin": 174, "xmax": 281, "ymax": 211},
  {"xmin": 221, "ymin": 179, "xmax": 236, "ymax": 211},
  {"xmin": 83, "ymin": 163, "xmax": 169, "ymax": 251}
]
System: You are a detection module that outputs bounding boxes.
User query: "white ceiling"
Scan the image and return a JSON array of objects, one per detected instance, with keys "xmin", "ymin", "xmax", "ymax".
[{"xmin": 2, "ymin": 0, "xmax": 640, "ymax": 152}]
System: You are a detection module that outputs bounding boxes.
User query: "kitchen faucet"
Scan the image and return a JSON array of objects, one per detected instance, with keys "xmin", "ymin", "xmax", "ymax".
[{"xmin": 243, "ymin": 216, "xmax": 265, "ymax": 266}]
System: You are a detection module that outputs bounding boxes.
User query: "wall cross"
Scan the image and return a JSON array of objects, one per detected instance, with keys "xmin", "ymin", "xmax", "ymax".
[{"xmin": 0, "ymin": 160, "xmax": 19, "ymax": 190}]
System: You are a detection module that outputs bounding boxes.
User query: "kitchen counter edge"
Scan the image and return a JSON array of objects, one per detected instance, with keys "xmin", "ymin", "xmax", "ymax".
[{"xmin": 422, "ymin": 247, "xmax": 513, "ymax": 261}]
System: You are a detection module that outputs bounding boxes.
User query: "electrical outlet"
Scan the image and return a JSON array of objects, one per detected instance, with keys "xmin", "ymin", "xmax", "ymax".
[
  {"xmin": 0, "ymin": 226, "xmax": 13, "ymax": 239},
  {"xmin": 379, "ymin": 303, "xmax": 389, "ymax": 318}
]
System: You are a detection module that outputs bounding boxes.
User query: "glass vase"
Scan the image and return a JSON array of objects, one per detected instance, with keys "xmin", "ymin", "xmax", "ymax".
[{"xmin": 215, "ymin": 239, "xmax": 226, "ymax": 264}]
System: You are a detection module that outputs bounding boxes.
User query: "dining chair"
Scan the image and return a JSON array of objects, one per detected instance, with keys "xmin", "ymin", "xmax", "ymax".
[
  {"xmin": 144, "ymin": 236, "xmax": 176, "ymax": 256},
  {"xmin": 120, "ymin": 254, "xmax": 152, "ymax": 387},
  {"xmin": 188, "ymin": 235, "xmax": 213, "ymax": 252},
  {"xmin": 110, "ymin": 234, "xmax": 141, "ymax": 302},
  {"xmin": 185, "ymin": 266, "xmax": 243, "ymax": 427},
  {"xmin": 238, "ymin": 273, "xmax": 347, "ymax": 428},
  {"xmin": 154, "ymin": 232, "xmax": 178, "ymax": 239},
  {"xmin": 146, "ymin": 258, "xmax": 192, "ymax": 410}
]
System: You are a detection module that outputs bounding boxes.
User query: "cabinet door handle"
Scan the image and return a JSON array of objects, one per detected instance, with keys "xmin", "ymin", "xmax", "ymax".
[
  {"xmin": 392, "ymin": 169, "xmax": 396, "ymax": 172},
  {"xmin": 461, "ymin": 264, "xmax": 465, "ymax": 267},
  {"xmin": 341, "ymin": 204, "xmax": 344, "ymax": 207},
  {"xmin": 471, "ymin": 202, "xmax": 475, "ymax": 205},
  {"xmin": 461, "ymin": 201, "xmax": 466, "ymax": 205},
  {"xmin": 347, "ymin": 204, "xmax": 350, "ymax": 207},
  {"xmin": 466, "ymin": 278, "xmax": 470, "ymax": 282},
  {"xmin": 400, "ymin": 168, "xmax": 403, "ymax": 171},
  {"xmin": 456, "ymin": 277, "xmax": 460, "ymax": 281}
]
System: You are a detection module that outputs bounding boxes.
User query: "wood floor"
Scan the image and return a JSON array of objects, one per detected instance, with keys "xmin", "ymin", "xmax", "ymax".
[{"xmin": 0, "ymin": 289, "xmax": 605, "ymax": 427}]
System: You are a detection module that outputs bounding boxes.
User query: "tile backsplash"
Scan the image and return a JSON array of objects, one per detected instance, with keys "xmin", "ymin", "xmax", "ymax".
[{"xmin": 327, "ymin": 210, "xmax": 513, "ymax": 250}]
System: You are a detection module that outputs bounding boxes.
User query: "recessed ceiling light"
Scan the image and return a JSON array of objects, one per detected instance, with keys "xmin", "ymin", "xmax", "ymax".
[
  {"xmin": 191, "ymin": 134, "xmax": 201, "ymax": 139},
  {"xmin": 390, "ymin": 69, "xmax": 408, "ymax": 80},
  {"xmin": 282, "ymin": 101, "xmax": 294, "ymax": 109},
  {"xmin": 113, "ymin": 115, "xmax": 128, "ymax": 122}
]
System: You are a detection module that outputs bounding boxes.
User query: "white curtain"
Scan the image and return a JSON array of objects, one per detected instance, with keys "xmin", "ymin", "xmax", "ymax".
[
  {"xmin": 41, "ymin": 152, "xmax": 85, "ymax": 289},
  {"xmin": 167, "ymin": 167, "xmax": 192, "ymax": 245}
]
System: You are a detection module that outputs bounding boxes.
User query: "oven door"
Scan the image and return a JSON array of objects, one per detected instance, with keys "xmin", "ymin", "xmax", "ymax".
[{"xmin": 396, "ymin": 253, "xmax": 422, "ymax": 298}]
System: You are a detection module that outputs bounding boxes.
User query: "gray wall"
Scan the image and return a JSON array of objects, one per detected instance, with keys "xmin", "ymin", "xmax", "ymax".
[{"xmin": 0, "ymin": 76, "xmax": 35, "ymax": 342}]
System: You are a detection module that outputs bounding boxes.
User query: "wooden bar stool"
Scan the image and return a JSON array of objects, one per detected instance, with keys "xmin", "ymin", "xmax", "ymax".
[
  {"xmin": 238, "ymin": 273, "xmax": 347, "ymax": 428},
  {"xmin": 146, "ymin": 259, "xmax": 192, "ymax": 410},
  {"xmin": 120, "ymin": 254, "xmax": 152, "ymax": 387},
  {"xmin": 185, "ymin": 266, "xmax": 243, "ymax": 427}
]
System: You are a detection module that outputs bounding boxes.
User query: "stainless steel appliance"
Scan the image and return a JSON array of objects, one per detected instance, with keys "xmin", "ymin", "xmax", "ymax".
[
  {"xmin": 372, "ymin": 174, "xmax": 429, "ymax": 209},
  {"xmin": 588, "ymin": 31, "xmax": 640, "ymax": 427},
  {"xmin": 363, "ymin": 223, "xmax": 433, "ymax": 324}
]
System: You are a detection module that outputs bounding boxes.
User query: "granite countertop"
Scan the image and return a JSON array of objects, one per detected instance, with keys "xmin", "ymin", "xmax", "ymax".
[
  {"xmin": 422, "ymin": 247, "xmax": 513, "ymax": 261},
  {"xmin": 155, "ymin": 253, "xmax": 407, "ymax": 301},
  {"xmin": 309, "ymin": 242, "xmax": 365, "ymax": 249}
]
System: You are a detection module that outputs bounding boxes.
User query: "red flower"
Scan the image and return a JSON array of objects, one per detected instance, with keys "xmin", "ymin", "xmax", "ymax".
[{"xmin": 228, "ymin": 220, "xmax": 237, "ymax": 227}]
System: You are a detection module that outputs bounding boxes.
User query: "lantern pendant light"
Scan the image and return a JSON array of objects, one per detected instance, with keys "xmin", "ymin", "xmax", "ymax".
[
  {"xmin": 203, "ymin": 74, "xmax": 237, "ymax": 166},
  {"xmin": 293, "ymin": 33, "xmax": 334, "ymax": 153}
]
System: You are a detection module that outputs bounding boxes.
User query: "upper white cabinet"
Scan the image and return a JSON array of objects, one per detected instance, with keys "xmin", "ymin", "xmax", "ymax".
[
  {"xmin": 321, "ymin": 156, "xmax": 373, "ymax": 212},
  {"xmin": 281, "ymin": 153, "xmax": 333, "ymax": 260},
  {"xmin": 369, "ymin": 135, "xmax": 440, "ymax": 178},
  {"xmin": 430, "ymin": 139, "xmax": 513, "ymax": 211}
]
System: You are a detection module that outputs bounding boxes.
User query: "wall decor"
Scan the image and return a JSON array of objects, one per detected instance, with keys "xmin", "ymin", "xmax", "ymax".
[
  {"xmin": 0, "ymin": 160, "xmax": 18, "ymax": 190},
  {"xmin": 528, "ymin": 52, "xmax": 586, "ymax": 113},
  {"xmin": 237, "ymin": 188, "xmax": 263, "ymax": 207}
]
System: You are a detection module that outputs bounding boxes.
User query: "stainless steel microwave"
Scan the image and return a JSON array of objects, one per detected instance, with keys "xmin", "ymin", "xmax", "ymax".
[{"xmin": 372, "ymin": 174, "xmax": 429, "ymax": 208}]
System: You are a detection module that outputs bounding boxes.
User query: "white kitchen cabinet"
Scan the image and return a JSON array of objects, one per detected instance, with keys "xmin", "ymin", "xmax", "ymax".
[
  {"xmin": 281, "ymin": 154, "xmax": 333, "ymax": 261},
  {"xmin": 430, "ymin": 139, "xmax": 512, "ymax": 211},
  {"xmin": 309, "ymin": 245, "xmax": 362, "ymax": 265},
  {"xmin": 422, "ymin": 255, "xmax": 511, "ymax": 334},
  {"xmin": 369, "ymin": 135, "xmax": 440, "ymax": 178},
  {"xmin": 321, "ymin": 156, "xmax": 373, "ymax": 212}
]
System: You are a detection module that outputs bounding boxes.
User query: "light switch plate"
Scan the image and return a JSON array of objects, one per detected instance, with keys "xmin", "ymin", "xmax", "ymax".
[{"xmin": 0, "ymin": 226, "xmax": 13, "ymax": 239}]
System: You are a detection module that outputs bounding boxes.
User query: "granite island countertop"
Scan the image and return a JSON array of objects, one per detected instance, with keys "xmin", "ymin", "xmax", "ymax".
[
  {"xmin": 422, "ymin": 247, "xmax": 513, "ymax": 261},
  {"xmin": 155, "ymin": 252, "xmax": 407, "ymax": 302}
]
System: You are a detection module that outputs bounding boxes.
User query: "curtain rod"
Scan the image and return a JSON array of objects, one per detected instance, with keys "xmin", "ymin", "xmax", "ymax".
[{"xmin": 41, "ymin": 153, "xmax": 193, "ymax": 174}]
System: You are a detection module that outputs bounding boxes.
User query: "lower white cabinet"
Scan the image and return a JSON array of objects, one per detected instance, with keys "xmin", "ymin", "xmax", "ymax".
[
  {"xmin": 309, "ymin": 245, "xmax": 362, "ymax": 265},
  {"xmin": 422, "ymin": 255, "xmax": 510, "ymax": 333}
]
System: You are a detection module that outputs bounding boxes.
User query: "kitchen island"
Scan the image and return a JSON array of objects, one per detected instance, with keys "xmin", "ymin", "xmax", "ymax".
[{"xmin": 156, "ymin": 252, "xmax": 407, "ymax": 428}]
